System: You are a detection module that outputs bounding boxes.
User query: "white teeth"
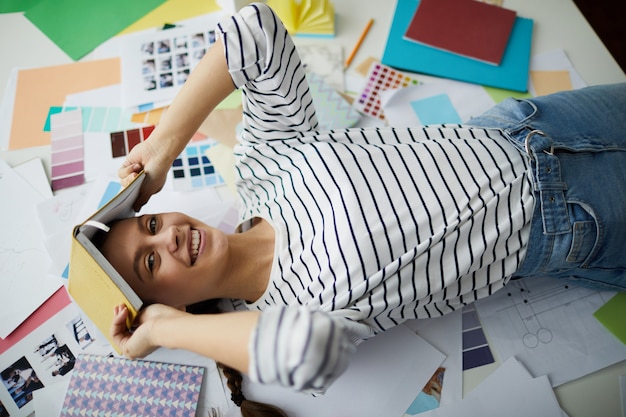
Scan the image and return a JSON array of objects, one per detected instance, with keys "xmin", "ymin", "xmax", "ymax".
[{"xmin": 191, "ymin": 229, "xmax": 200, "ymax": 264}]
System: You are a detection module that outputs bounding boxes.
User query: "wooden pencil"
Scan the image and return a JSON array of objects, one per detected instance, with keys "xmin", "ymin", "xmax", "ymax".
[{"xmin": 344, "ymin": 18, "xmax": 374, "ymax": 69}]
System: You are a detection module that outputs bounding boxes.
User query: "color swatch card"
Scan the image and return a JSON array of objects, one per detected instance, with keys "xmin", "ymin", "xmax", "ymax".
[
  {"xmin": 45, "ymin": 106, "xmax": 140, "ymax": 134},
  {"xmin": 404, "ymin": 0, "xmax": 516, "ymax": 65},
  {"xmin": 109, "ymin": 125, "xmax": 156, "ymax": 158},
  {"xmin": 60, "ymin": 354, "xmax": 204, "ymax": 416},
  {"xmin": 120, "ymin": 13, "xmax": 223, "ymax": 109},
  {"xmin": 171, "ymin": 139, "xmax": 226, "ymax": 191},
  {"xmin": 50, "ymin": 109, "xmax": 85, "ymax": 191},
  {"xmin": 462, "ymin": 304, "xmax": 495, "ymax": 370},
  {"xmin": 354, "ymin": 62, "xmax": 420, "ymax": 121}
]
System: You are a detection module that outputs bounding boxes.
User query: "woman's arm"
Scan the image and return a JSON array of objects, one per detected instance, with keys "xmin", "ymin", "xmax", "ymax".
[
  {"xmin": 111, "ymin": 304, "xmax": 259, "ymax": 374},
  {"xmin": 217, "ymin": 2, "xmax": 318, "ymax": 144},
  {"xmin": 120, "ymin": 40, "xmax": 235, "ymax": 209},
  {"xmin": 111, "ymin": 303, "xmax": 362, "ymax": 394}
]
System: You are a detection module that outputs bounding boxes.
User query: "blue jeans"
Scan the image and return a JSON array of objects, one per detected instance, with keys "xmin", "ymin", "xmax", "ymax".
[{"xmin": 467, "ymin": 83, "xmax": 626, "ymax": 291}]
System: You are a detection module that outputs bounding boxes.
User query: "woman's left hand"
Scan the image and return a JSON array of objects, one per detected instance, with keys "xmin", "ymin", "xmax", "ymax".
[{"xmin": 110, "ymin": 303, "xmax": 186, "ymax": 359}]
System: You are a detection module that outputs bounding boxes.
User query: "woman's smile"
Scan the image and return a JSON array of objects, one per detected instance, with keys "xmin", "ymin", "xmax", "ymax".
[{"xmin": 190, "ymin": 228, "xmax": 206, "ymax": 265}]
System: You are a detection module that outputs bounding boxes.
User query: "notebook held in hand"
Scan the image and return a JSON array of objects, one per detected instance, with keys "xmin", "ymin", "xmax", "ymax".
[{"xmin": 68, "ymin": 172, "xmax": 146, "ymax": 353}]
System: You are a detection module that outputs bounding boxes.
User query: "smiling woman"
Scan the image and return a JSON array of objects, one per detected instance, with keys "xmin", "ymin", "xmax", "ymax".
[
  {"xmin": 89, "ymin": 2, "xmax": 626, "ymax": 417},
  {"xmin": 99, "ymin": 213, "xmax": 273, "ymax": 306}
]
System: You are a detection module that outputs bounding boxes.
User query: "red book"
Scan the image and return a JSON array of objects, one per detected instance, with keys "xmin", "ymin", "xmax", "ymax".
[{"xmin": 403, "ymin": 0, "xmax": 517, "ymax": 65}]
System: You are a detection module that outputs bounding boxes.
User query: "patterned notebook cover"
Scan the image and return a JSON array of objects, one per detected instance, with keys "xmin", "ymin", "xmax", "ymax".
[
  {"xmin": 307, "ymin": 72, "xmax": 361, "ymax": 130},
  {"xmin": 60, "ymin": 354, "xmax": 205, "ymax": 416}
]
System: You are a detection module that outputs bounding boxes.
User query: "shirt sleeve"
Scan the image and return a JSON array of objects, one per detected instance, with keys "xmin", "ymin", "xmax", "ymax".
[
  {"xmin": 248, "ymin": 305, "xmax": 380, "ymax": 394},
  {"xmin": 215, "ymin": 2, "xmax": 319, "ymax": 143}
]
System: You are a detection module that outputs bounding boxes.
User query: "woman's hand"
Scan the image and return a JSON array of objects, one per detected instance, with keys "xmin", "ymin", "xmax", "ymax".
[
  {"xmin": 119, "ymin": 140, "xmax": 171, "ymax": 211},
  {"xmin": 110, "ymin": 303, "xmax": 186, "ymax": 359}
]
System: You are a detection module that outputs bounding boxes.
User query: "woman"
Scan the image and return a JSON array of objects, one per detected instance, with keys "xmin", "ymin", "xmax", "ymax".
[{"xmin": 102, "ymin": 1, "xmax": 626, "ymax": 412}]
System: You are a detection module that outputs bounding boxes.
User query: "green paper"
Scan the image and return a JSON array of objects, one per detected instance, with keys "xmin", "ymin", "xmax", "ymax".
[
  {"xmin": 483, "ymin": 86, "xmax": 532, "ymax": 104},
  {"xmin": 0, "ymin": 0, "xmax": 42, "ymax": 13},
  {"xmin": 24, "ymin": 0, "xmax": 166, "ymax": 60},
  {"xmin": 593, "ymin": 292, "xmax": 626, "ymax": 345}
]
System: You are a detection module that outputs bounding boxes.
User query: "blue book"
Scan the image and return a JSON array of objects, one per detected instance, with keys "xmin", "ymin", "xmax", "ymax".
[{"xmin": 382, "ymin": 0, "xmax": 533, "ymax": 92}]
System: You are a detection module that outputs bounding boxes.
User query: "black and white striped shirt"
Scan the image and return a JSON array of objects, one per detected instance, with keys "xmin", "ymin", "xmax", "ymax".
[{"xmin": 217, "ymin": 3, "xmax": 535, "ymax": 394}]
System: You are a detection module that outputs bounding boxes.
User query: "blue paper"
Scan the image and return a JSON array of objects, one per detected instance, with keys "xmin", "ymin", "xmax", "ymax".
[{"xmin": 382, "ymin": 0, "xmax": 533, "ymax": 92}]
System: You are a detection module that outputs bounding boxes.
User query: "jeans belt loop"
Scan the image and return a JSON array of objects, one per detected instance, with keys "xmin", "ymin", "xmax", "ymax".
[{"xmin": 525, "ymin": 130, "xmax": 570, "ymax": 235}]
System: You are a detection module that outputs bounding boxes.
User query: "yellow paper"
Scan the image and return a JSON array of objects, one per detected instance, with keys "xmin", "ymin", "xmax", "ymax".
[
  {"xmin": 205, "ymin": 143, "xmax": 237, "ymax": 194},
  {"xmin": 266, "ymin": 0, "xmax": 334, "ymax": 36},
  {"xmin": 131, "ymin": 107, "xmax": 168, "ymax": 125},
  {"xmin": 10, "ymin": 58, "xmax": 121, "ymax": 150},
  {"xmin": 118, "ymin": 0, "xmax": 220, "ymax": 34},
  {"xmin": 266, "ymin": 0, "xmax": 298, "ymax": 33},
  {"xmin": 530, "ymin": 70, "xmax": 573, "ymax": 97}
]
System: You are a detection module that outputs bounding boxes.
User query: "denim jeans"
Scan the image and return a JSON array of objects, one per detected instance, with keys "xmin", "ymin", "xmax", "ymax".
[{"xmin": 467, "ymin": 83, "xmax": 626, "ymax": 291}]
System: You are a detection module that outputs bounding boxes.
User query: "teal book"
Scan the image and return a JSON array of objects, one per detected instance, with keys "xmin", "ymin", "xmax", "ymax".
[{"xmin": 382, "ymin": 0, "xmax": 533, "ymax": 92}]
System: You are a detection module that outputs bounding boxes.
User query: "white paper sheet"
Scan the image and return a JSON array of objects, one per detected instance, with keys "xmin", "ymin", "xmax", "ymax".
[
  {"xmin": 243, "ymin": 325, "xmax": 446, "ymax": 417},
  {"xmin": 295, "ymin": 42, "xmax": 345, "ymax": 92},
  {"xmin": 475, "ymin": 276, "xmax": 626, "ymax": 386},
  {"xmin": 14, "ymin": 158, "xmax": 52, "ymax": 199},
  {"xmin": 529, "ymin": 49, "xmax": 587, "ymax": 96},
  {"xmin": 427, "ymin": 357, "xmax": 563, "ymax": 417},
  {"xmin": 380, "ymin": 79, "xmax": 496, "ymax": 128},
  {"xmin": 403, "ymin": 310, "xmax": 463, "ymax": 415},
  {"xmin": 0, "ymin": 67, "xmax": 18, "ymax": 151},
  {"xmin": 0, "ymin": 160, "xmax": 60, "ymax": 338}
]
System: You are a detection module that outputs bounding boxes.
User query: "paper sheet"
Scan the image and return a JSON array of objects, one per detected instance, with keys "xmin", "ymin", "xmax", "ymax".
[
  {"xmin": 119, "ymin": 12, "xmax": 225, "ymax": 109},
  {"xmin": 380, "ymin": 78, "xmax": 496, "ymax": 127},
  {"xmin": 9, "ymin": 58, "xmax": 120, "ymax": 150},
  {"xmin": 475, "ymin": 276, "xmax": 626, "ymax": 386},
  {"xmin": 403, "ymin": 310, "xmax": 462, "ymax": 415},
  {"xmin": 23, "ymin": 0, "xmax": 166, "ymax": 60},
  {"xmin": 528, "ymin": 49, "xmax": 587, "ymax": 96},
  {"xmin": 295, "ymin": 42, "xmax": 345, "ymax": 91},
  {"xmin": 593, "ymin": 293, "xmax": 626, "ymax": 346},
  {"xmin": 0, "ymin": 160, "xmax": 61, "ymax": 338},
  {"xmin": 14, "ymin": 158, "xmax": 52, "ymax": 198},
  {"xmin": 426, "ymin": 357, "xmax": 563, "ymax": 417},
  {"xmin": 244, "ymin": 325, "xmax": 446, "ymax": 417}
]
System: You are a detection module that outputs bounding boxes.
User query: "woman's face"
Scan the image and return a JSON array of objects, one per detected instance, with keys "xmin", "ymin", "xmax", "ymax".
[{"xmin": 101, "ymin": 212, "xmax": 229, "ymax": 307}]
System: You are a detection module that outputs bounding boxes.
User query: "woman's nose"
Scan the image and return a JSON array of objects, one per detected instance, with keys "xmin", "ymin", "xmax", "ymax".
[{"xmin": 160, "ymin": 225, "xmax": 180, "ymax": 253}]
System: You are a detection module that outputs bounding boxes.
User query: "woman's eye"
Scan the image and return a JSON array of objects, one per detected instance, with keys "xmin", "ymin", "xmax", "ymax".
[
  {"xmin": 148, "ymin": 217, "xmax": 157, "ymax": 234},
  {"xmin": 147, "ymin": 253, "xmax": 155, "ymax": 272}
]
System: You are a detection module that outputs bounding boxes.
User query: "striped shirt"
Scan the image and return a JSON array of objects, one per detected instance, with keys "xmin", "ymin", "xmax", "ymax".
[{"xmin": 217, "ymin": 3, "xmax": 535, "ymax": 394}]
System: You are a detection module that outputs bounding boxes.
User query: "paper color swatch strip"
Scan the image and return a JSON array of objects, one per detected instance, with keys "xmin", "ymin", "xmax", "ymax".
[
  {"xmin": 354, "ymin": 62, "xmax": 419, "ymax": 120},
  {"xmin": 462, "ymin": 304, "xmax": 495, "ymax": 370},
  {"xmin": 50, "ymin": 109, "xmax": 85, "ymax": 191},
  {"xmin": 45, "ymin": 106, "xmax": 139, "ymax": 133},
  {"xmin": 109, "ymin": 125, "xmax": 155, "ymax": 158}
]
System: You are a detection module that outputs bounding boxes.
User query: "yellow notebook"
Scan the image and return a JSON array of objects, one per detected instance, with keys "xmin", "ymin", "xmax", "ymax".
[
  {"xmin": 267, "ymin": 0, "xmax": 335, "ymax": 37},
  {"xmin": 68, "ymin": 172, "xmax": 146, "ymax": 354}
]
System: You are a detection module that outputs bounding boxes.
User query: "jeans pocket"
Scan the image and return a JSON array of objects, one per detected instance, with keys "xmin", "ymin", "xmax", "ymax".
[{"xmin": 566, "ymin": 221, "xmax": 597, "ymax": 263}]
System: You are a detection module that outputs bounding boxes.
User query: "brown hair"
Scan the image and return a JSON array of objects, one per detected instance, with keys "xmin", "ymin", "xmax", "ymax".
[{"xmin": 219, "ymin": 363, "xmax": 288, "ymax": 417}]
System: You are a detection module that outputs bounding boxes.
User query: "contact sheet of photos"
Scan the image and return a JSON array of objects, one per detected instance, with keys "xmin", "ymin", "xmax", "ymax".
[
  {"xmin": 121, "ymin": 16, "xmax": 222, "ymax": 110},
  {"xmin": 0, "ymin": 303, "xmax": 108, "ymax": 417}
]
